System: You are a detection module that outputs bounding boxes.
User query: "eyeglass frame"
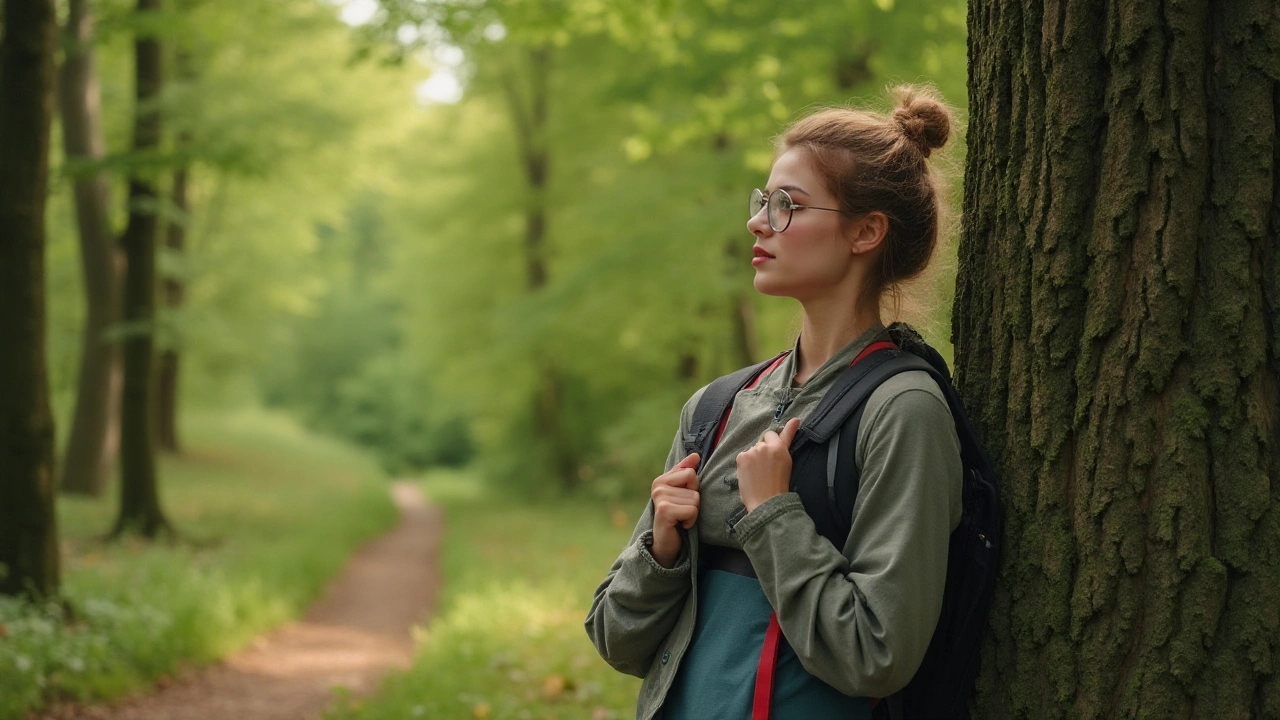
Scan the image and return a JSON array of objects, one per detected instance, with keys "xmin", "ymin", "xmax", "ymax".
[{"xmin": 750, "ymin": 187, "xmax": 844, "ymax": 233}]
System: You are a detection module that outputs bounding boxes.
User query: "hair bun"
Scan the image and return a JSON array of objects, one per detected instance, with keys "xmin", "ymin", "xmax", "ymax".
[{"xmin": 890, "ymin": 85, "xmax": 952, "ymax": 158}]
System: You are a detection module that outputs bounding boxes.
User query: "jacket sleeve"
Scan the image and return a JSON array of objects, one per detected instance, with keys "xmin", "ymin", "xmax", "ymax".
[
  {"xmin": 584, "ymin": 391, "xmax": 703, "ymax": 677},
  {"xmin": 731, "ymin": 380, "xmax": 962, "ymax": 698}
]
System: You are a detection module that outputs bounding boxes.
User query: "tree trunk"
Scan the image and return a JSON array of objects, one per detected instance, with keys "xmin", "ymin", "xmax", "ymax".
[
  {"xmin": 59, "ymin": 0, "xmax": 123, "ymax": 497},
  {"xmin": 156, "ymin": 44, "xmax": 193, "ymax": 454},
  {"xmin": 957, "ymin": 1, "xmax": 1280, "ymax": 717},
  {"xmin": 157, "ymin": 163, "xmax": 187, "ymax": 453},
  {"xmin": 113, "ymin": 0, "xmax": 170, "ymax": 538},
  {"xmin": 724, "ymin": 238, "xmax": 759, "ymax": 367},
  {"xmin": 503, "ymin": 45, "xmax": 579, "ymax": 489},
  {"xmin": 730, "ymin": 292, "xmax": 758, "ymax": 366},
  {"xmin": 0, "ymin": 0, "xmax": 61, "ymax": 599}
]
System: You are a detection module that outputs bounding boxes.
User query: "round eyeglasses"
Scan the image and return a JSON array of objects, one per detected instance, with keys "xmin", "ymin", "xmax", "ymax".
[{"xmin": 749, "ymin": 188, "xmax": 843, "ymax": 232}]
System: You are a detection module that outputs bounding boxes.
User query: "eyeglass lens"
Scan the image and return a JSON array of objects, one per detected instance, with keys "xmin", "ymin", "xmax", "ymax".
[
  {"xmin": 750, "ymin": 189, "xmax": 766, "ymax": 220},
  {"xmin": 749, "ymin": 189, "xmax": 792, "ymax": 232}
]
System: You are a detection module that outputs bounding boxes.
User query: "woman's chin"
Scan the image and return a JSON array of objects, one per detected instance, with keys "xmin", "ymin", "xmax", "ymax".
[{"xmin": 752, "ymin": 273, "xmax": 793, "ymax": 297}]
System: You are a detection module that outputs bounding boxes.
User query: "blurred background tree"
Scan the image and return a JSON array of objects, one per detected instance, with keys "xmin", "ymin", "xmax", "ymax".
[
  {"xmin": 58, "ymin": 0, "xmax": 122, "ymax": 498},
  {"xmin": 1, "ymin": 0, "xmax": 62, "ymax": 600}
]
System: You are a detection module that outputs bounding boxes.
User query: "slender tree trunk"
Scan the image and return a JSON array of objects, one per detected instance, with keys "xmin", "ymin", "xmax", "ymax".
[
  {"xmin": 156, "ymin": 44, "xmax": 192, "ymax": 454},
  {"xmin": 156, "ymin": 163, "xmax": 187, "ymax": 453},
  {"xmin": 502, "ymin": 45, "xmax": 551, "ymax": 289},
  {"xmin": 0, "ymin": 0, "xmax": 61, "ymax": 599},
  {"xmin": 59, "ymin": 0, "xmax": 123, "ymax": 497},
  {"xmin": 677, "ymin": 348, "xmax": 700, "ymax": 382},
  {"xmin": 731, "ymin": 292, "xmax": 758, "ymax": 366},
  {"xmin": 724, "ymin": 238, "xmax": 759, "ymax": 367},
  {"xmin": 503, "ymin": 45, "xmax": 578, "ymax": 489},
  {"xmin": 676, "ymin": 304, "xmax": 717, "ymax": 382},
  {"xmin": 113, "ymin": 0, "xmax": 170, "ymax": 538},
  {"xmin": 958, "ymin": 1, "xmax": 1280, "ymax": 717}
]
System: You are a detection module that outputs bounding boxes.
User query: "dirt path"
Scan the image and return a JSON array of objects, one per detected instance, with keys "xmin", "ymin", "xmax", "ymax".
[{"xmin": 39, "ymin": 482, "xmax": 442, "ymax": 720}]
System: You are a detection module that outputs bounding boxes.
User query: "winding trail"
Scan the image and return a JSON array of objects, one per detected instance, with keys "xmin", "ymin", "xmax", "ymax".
[{"xmin": 39, "ymin": 482, "xmax": 442, "ymax": 720}]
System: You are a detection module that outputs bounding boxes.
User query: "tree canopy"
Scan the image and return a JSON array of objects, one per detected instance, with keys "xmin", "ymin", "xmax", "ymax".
[{"xmin": 39, "ymin": 0, "xmax": 969, "ymax": 494}]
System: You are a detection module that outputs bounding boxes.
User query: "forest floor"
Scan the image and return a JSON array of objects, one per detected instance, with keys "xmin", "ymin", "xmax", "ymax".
[{"xmin": 33, "ymin": 481, "xmax": 442, "ymax": 720}]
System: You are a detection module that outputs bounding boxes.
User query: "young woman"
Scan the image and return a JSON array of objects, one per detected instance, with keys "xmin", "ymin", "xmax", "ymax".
[{"xmin": 586, "ymin": 86, "xmax": 963, "ymax": 720}]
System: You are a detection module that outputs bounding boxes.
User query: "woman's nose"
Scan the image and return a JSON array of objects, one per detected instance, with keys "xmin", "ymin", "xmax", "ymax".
[{"xmin": 748, "ymin": 206, "xmax": 771, "ymax": 237}]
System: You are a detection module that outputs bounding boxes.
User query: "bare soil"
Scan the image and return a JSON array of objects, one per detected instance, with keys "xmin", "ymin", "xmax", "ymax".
[{"xmin": 35, "ymin": 482, "xmax": 442, "ymax": 720}]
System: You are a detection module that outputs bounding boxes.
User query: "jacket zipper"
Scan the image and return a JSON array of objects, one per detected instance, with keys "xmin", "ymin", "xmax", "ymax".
[{"xmin": 773, "ymin": 398, "xmax": 791, "ymax": 422}]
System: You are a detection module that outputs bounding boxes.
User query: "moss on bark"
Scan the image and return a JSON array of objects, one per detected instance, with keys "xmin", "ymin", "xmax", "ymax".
[{"xmin": 959, "ymin": 0, "xmax": 1280, "ymax": 716}]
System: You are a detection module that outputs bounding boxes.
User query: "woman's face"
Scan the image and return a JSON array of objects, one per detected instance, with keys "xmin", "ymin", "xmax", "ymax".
[{"xmin": 747, "ymin": 148, "xmax": 859, "ymax": 301}]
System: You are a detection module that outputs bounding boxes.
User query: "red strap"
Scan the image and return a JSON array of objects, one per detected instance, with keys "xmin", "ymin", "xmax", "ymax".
[
  {"xmin": 752, "ymin": 612, "xmax": 783, "ymax": 720},
  {"xmin": 749, "ymin": 339, "xmax": 896, "ymax": 720},
  {"xmin": 851, "ymin": 340, "xmax": 897, "ymax": 367},
  {"xmin": 751, "ymin": 354, "xmax": 789, "ymax": 390}
]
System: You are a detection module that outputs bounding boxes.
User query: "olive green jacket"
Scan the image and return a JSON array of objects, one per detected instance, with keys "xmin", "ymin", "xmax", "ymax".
[{"xmin": 585, "ymin": 325, "xmax": 963, "ymax": 720}]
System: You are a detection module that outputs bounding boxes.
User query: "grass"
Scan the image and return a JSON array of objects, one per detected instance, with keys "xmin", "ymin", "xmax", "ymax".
[
  {"xmin": 325, "ymin": 470, "xmax": 646, "ymax": 720},
  {"xmin": 0, "ymin": 409, "xmax": 398, "ymax": 720}
]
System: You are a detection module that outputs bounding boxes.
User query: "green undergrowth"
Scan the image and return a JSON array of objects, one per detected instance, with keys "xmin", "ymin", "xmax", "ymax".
[
  {"xmin": 0, "ymin": 409, "xmax": 398, "ymax": 719},
  {"xmin": 325, "ymin": 469, "xmax": 644, "ymax": 720}
]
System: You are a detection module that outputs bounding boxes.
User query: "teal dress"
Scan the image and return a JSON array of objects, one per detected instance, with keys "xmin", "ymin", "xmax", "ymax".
[{"xmin": 661, "ymin": 564, "xmax": 873, "ymax": 719}]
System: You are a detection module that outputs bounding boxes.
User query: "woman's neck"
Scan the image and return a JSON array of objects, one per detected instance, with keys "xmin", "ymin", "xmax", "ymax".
[{"xmin": 794, "ymin": 296, "xmax": 882, "ymax": 385}]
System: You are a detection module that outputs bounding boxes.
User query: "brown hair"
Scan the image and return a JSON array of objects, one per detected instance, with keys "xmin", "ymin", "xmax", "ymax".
[{"xmin": 779, "ymin": 85, "xmax": 954, "ymax": 317}]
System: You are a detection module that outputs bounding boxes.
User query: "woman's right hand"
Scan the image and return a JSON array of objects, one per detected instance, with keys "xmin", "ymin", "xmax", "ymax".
[{"xmin": 649, "ymin": 453, "xmax": 701, "ymax": 568}]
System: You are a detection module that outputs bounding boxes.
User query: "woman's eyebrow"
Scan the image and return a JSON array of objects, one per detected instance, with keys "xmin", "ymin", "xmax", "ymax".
[{"xmin": 777, "ymin": 184, "xmax": 807, "ymax": 195}]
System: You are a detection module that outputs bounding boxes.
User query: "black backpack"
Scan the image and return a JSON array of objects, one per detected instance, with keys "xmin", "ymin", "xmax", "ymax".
[{"xmin": 684, "ymin": 323, "xmax": 1002, "ymax": 720}]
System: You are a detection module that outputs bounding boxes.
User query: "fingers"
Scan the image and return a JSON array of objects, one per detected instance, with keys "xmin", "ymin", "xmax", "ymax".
[
  {"xmin": 752, "ymin": 417, "xmax": 801, "ymax": 451},
  {"xmin": 675, "ymin": 452, "xmax": 700, "ymax": 470},
  {"xmin": 778, "ymin": 417, "xmax": 801, "ymax": 447},
  {"xmin": 653, "ymin": 455, "xmax": 700, "ymax": 493},
  {"xmin": 652, "ymin": 453, "xmax": 702, "ymax": 530},
  {"xmin": 659, "ymin": 500, "xmax": 700, "ymax": 530},
  {"xmin": 737, "ymin": 418, "xmax": 803, "ymax": 468},
  {"xmin": 660, "ymin": 467, "xmax": 698, "ymax": 492},
  {"xmin": 653, "ymin": 486, "xmax": 700, "ymax": 505},
  {"xmin": 653, "ymin": 486, "xmax": 700, "ymax": 529}
]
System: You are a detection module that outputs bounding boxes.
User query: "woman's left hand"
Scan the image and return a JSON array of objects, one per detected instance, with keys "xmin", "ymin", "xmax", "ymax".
[{"xmin": 736, "ymin": 417, "xmax": 802, "ymax": 512}]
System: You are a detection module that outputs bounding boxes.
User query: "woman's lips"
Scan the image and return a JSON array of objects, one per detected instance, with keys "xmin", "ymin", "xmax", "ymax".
[{"xmin": 752, "ymin": 246, "xmax": 775, "ymax": 267}]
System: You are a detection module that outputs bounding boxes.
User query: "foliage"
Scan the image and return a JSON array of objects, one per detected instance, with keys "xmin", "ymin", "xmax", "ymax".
[
  {"xmin": 45, "ymin": 0, "xmax": 447, "ymax": 466},
  {"xmin": 259, "ymin": 193, "xmax": 474, "ymax": 473},
  {"xmin": 0, "ymin": 411, "xmax": 396, "ymax": 718},
  {"xmin": 41, "ymin": 0, "xmax": 967, "ymax": 483},
  {"xmin": 324, "ymin": 469, "xmax": 642, "ymax": 720},
  {"xmin": 348, "ymin": 0, "xmax": 968, "ymax": 492}
]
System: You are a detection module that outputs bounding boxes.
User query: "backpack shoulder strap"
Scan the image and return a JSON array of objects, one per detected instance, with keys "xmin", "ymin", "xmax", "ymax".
[
  {"xmin": 683, "ymin": 352, "xmax": 788, "ymax": 469},
  {"xmin": 792, "ymin": 349, "xmax": 940, "ymax": 545},
  {"xmin": 794, "ymin": 350, "xmax": 937, "ymax": 453}
]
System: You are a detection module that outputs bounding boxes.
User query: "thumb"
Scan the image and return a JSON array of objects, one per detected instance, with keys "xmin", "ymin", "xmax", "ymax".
[
  {"xmin": 779, "ymin": 417, "xmax": 802, "ymax": 448},
  {"xmin": 676, "ymin": 452, "xmax": 701, "ymax": 470}
]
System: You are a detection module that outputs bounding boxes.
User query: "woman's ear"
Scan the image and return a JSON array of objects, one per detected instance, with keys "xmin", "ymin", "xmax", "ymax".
[{"xmin": 849, "ymin": 211, "xmax": 889, "ymax": 256}]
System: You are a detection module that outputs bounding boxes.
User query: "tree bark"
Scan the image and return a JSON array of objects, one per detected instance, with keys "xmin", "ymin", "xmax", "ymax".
[
  {"xmin": 157, "ymin": 163, "xmax": 187, "ymax": 453},
  {"xmin": 156, "ymin": 43, "xmax": 193, "ymax": 454},
  {"xmin": 503, "ymin": 45, "xmax": 579, "ymax": 489},
  {"xmin": 59, "ymin": 0, "xmax": 123, "ymax": 497},
  {"xmin": 113, "ymin": 0, "xmax": 170, "ymax": 538},
  {"xmin": 0, "ymin": 0, "xmax": 62, "ymax": 599},
  {"xmin": 958, "ymin": 1, "xmax": 1280, "ymax": 717}
]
